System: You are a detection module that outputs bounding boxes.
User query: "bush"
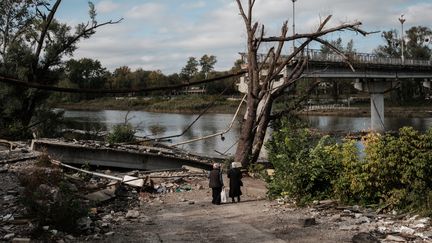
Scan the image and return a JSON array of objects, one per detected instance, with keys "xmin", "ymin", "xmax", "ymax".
[
  {"xmin": 335, "ymin": 127, "xmax": 432, "ymax": 214},
  {"xmin": 32, "ymin": 109, "xmax": 65, "ymax": 138},
  {"xmin": 18, "ymin": 166, "xmax": 89, "ymax": 232},
  {"xmin": 106, "ymin": 123, "xmax": 135, "ymax": 143},
  {"xmin": 266, "ymin": 116, "xmax": 342, "ymax": 204},
  {"xmin": 267, "ymin": 120, "xmax": 432, "ymax": 215}
]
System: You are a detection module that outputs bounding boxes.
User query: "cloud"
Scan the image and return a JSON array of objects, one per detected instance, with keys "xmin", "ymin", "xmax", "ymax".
[
  {"xmin": 126, "ymin": 3, "xmax": 166, "ymax": 20},
  {"xmin": 96, "ymin": 1, "xmax": 119, "ymax": 14},
  {"xmin": 69, "ymin": 0, "xmax": 431, "ymax": 74},
  {"xmin": 181, "ymin": 1, "xmax": 206, "ymax": 10}
]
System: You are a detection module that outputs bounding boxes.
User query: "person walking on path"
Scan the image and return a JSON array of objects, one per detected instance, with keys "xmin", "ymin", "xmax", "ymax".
[
  {"xmin": 209, "ymin": 163, "xmax": 223, "ymax": 205},
  {"xmin": 228, "ymin": 162, "xmax": 243, "ymax": 203}
]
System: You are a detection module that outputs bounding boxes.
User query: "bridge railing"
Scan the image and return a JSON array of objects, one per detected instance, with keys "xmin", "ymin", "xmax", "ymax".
[
  {"xmin": 239, "ymin": 50, "xmax": 431, "ymax": 67},
  {"xmin": 306, "ymin": 49, "xmax": 431, "ymax": 66}
]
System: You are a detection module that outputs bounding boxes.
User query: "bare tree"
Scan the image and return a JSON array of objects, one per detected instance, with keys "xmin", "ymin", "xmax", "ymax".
[{"xmin": 234, "ymin": 0, "xmax": 371, "ymax": 167}]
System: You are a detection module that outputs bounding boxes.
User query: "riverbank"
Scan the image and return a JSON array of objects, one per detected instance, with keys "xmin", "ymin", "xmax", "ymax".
[
  {"xmin": 54, "ymin": 96, "xmax": 244, "ymax": 114},
  {"xmin": 55, "ymin": 96, "xmax": 432, "ymax": 118},
  {"xmin": 298, "ymin": 106, "xmax": 432, "ymax": 118}
]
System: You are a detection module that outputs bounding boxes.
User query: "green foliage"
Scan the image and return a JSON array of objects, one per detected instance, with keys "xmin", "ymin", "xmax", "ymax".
[
  {"xmin": 64, "ymin": 58, "xmax": 108, "ymax": 100},
  {"xmin": 268, "ymin": 121, "xmax": 432, "ymax": 215},
  {"xmin": 180, "ymin": 57, "xmax": 199, "ymax": 81},
  {"xmin": 266, "ymin": 116, "xmax": 342, "ymax": 204},
  {"xmin": 248, "ymin": 163, "xmax": 267, "ymax": 179},
  {"xmin": 32, "ymin": 109, "xmax": 66, "ymax": 138},
  {"xmin": 0, "ymin": 121, "xmax": 32, "ymax": 140},
  {"xmin": 345, "ymin": 128, "xmax": 432, "ymax": 213},
  {"xmin": 373, "ymin": 26, "xmax": 432, "ymax": 103},
  {"xmin": 106, "ymin": 123, "xmax": 135, "ymax": 143},
  {"xmin": 199, "ymin": 54, "xmax": 217, "ymax": 77},
  {"xmin": 0, "ymin": 0, "xmax": 114, "ymax": 134}
]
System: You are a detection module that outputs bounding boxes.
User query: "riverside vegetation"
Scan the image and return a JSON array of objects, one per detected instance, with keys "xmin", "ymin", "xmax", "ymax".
[
  {"xmin": 55, "ymin": 95, "xmax": 243, "ymax": 114},
  {"xmin": 265, "ymin": 116, "xmax": 432, "ymax": 216}
]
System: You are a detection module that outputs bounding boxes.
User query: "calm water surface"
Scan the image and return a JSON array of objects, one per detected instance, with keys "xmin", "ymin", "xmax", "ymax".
[{"xmin": 63, "ymin": 110, "xmax": 432, "ymax": 156}]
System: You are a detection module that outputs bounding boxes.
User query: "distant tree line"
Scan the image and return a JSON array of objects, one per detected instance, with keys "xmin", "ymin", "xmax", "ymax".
[{"xmin": 50, "ymin": 54, "xmax": 241, "ymax": 102}]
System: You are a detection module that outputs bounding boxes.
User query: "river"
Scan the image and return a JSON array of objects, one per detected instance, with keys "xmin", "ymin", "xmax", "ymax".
[{"xmin": 63, "ymin": 110, "xmax": 432, "ymax": 157}]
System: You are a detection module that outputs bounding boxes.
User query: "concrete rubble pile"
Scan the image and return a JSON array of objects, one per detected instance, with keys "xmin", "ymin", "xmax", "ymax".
[
  {"xmin": 273, "ymin": 199, "xmax": 432, "ymax": 242},
  {"xmin": 1, "ymin": 142, "xmax": 208, "ymax": 242}
]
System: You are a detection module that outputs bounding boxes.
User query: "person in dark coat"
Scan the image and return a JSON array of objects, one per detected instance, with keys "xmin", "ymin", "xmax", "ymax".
[
  {"xmin": 228, "ymin": 162, "xmax": 243, "ymax": 203},
  {"xmin": 208, "ymin": 163, "xmax": 223, "ymax": 205}
]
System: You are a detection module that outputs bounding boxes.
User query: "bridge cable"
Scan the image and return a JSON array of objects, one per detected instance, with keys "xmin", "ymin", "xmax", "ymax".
[
  {"xmin": 170, "ymin": 94, "xmax": 246, "ymax": 147},
  {"xmin": 135, "ymin": 84, "xmax": 234, "ymax": 144}
]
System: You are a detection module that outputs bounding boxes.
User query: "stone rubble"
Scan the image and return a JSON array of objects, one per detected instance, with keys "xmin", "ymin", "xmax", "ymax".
[
  {"xmin": 2, "ymin": 143, "xmax": 432, "ymax": 242},
  {"xmin": 299, "ymin": 201, "xmax": 432, "ymax": 242}
]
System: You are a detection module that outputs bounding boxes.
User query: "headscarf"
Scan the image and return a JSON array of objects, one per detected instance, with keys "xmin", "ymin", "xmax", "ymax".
[{"xmin": 231, "ymin": 162, "xmax": 242, "ymax": 169}]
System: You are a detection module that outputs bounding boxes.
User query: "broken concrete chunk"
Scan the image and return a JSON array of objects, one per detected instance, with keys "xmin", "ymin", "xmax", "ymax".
[
  {"xmin": 77, "ymin": 217, "xmax": 92, "ymax": 231},
  {"xmin": 11, "ymin": 238, "xmax": 31, "ymax": 243},
  {"xmin": 181, "ymin": 165, "xmax": 204, "ymax": 173},
  {"xmin": 122, "ymin": 175, "xmax": 144, "ymax": 188},
  {"xmin": 84, "ymin": 186, "xmax": 117, "ymax": 202},
  {"xmin": 126, "ymin": 210, "xmax": 140, "ymax": 218},
  {"xmin": 384, "ymin": 234, "xmax": 406, "ymax": 242},
  {"xmin": 352, "ymin": 232, "xmax": 379, "ymax": 243},
  {"xmin": 3, "ymin": 233, "xmax": 15, "ymax": 240},
  {"xmin": 102, "ymin": 214, "xmax": 113, "ymax": 221},
  {"xmin": 398, "ymin": 226, "xmax": 415, "ymax": 235},
  {"xmin": 299, "ymin": 218, "xmax": 316, "ymax": 227}
]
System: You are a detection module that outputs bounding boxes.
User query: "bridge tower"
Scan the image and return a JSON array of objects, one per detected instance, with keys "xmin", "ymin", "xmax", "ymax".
[{"xmin": 354, "ymin": 79, "xmax": 398, "ymax": 133}]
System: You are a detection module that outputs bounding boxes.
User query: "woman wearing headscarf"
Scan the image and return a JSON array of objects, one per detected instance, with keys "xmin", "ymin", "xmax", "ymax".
[
  {"xmin": 208, "ymin": 163, "xmax": 223, "ymax": 205},
  {"xmin": 228, "ymin": 162, "xmax": 243, "ymax": 203}
]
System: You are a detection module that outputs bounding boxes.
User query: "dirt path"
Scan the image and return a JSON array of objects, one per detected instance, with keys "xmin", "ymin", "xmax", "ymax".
[{"xmin": 104, "ymin": 177, "xmax": 356, "ymax": 243}]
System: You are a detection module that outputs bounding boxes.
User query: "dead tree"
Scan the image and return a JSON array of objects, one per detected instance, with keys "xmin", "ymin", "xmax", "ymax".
[{"xmin": 234, "ymin": 0, "xmax": 371, "ymax": 168}]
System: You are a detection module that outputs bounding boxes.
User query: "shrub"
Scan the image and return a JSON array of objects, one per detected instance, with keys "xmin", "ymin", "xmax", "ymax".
[
  {"xmin": 18, "ymin": 166, "xmax": 89, "ymax": 232},
  {"xmin": 32, "ymin": 109, "xmax": 65, "ymax": 138},
  {"xmin": 266, "ymin": 116, "xmax": 342, "ymax": 204},
  {"xmin": 106, "ymin": 123, "xmax": 135, "ymax": 143},
  {"xmin": 267, "ymin": 119, "xmax": 432, "ymax": 215},
  {"xmin": 335, "ymin": 127, "xmax": 432, "ymax": 213},
  {"xmin": 248, "ymin": 163, "xmax": 267, "ymax": 179}
]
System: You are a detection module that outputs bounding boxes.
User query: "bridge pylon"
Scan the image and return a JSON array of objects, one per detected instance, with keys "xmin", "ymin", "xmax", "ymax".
[{"xmin": 354, "ymin": 79, "xmax": 399, "ymax": 133}]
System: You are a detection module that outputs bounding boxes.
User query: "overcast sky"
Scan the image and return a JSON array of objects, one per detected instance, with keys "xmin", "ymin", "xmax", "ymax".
[{"xmin": 56, "ymin": 0, "xmax": 432, "ymax": 74}]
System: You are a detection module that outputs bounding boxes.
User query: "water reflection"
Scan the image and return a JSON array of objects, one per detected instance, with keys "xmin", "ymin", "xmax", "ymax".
[
  {"xmin": 303, "ymin": 116, "xmax": 432, "ymax": 133},
  {"xmin": 63, "ymin": 110, "xmax": 432, "ymax": 157},
  {"xmin": 63, "ymin": 110, "xmax": 242, "ymax": 156}
]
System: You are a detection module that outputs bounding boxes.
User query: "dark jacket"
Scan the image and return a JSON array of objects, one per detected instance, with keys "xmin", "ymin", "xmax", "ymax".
[
  {"xmin": 209, "ymin": 168, "xmax": 223, "ymax": 188},
  {"xmin": 228, "ymin": 168, "xmax": 242, "ymax": 197}
]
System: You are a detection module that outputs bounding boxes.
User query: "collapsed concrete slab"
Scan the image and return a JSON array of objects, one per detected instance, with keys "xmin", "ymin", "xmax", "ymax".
[{"xmin": 31, "ymin": 139, "xmax": 218, "ymax": 171}]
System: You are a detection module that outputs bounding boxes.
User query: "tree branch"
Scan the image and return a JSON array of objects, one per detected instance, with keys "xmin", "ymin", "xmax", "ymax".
[
  {"xmin": 268, "ymin": 15, "xmax": 334, "ymax": 86},
  {"xmin": 34, "ymin": 0, "xmax": 62, "ymax": 64},
  {"xmin": 258, "ymin": 47, "xmax": 274, "ymax": 72},
  {"xmin": 235, "ymin": 0, "xmax": 249, "ymax": 27},
  {"xmin": 42, "ymin": 18, "xmax": 123, "ymax": 71},
  {"xmin": 259, "ymin": 18, "xmax": 370, "ymax": 43},
  {"xmin": 314, "ymin": 37, "xmax": 355, "ymax": 71},
  {"xmin": 270, "ymin": 80, "xmax": 321, "ymax": 120}
]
